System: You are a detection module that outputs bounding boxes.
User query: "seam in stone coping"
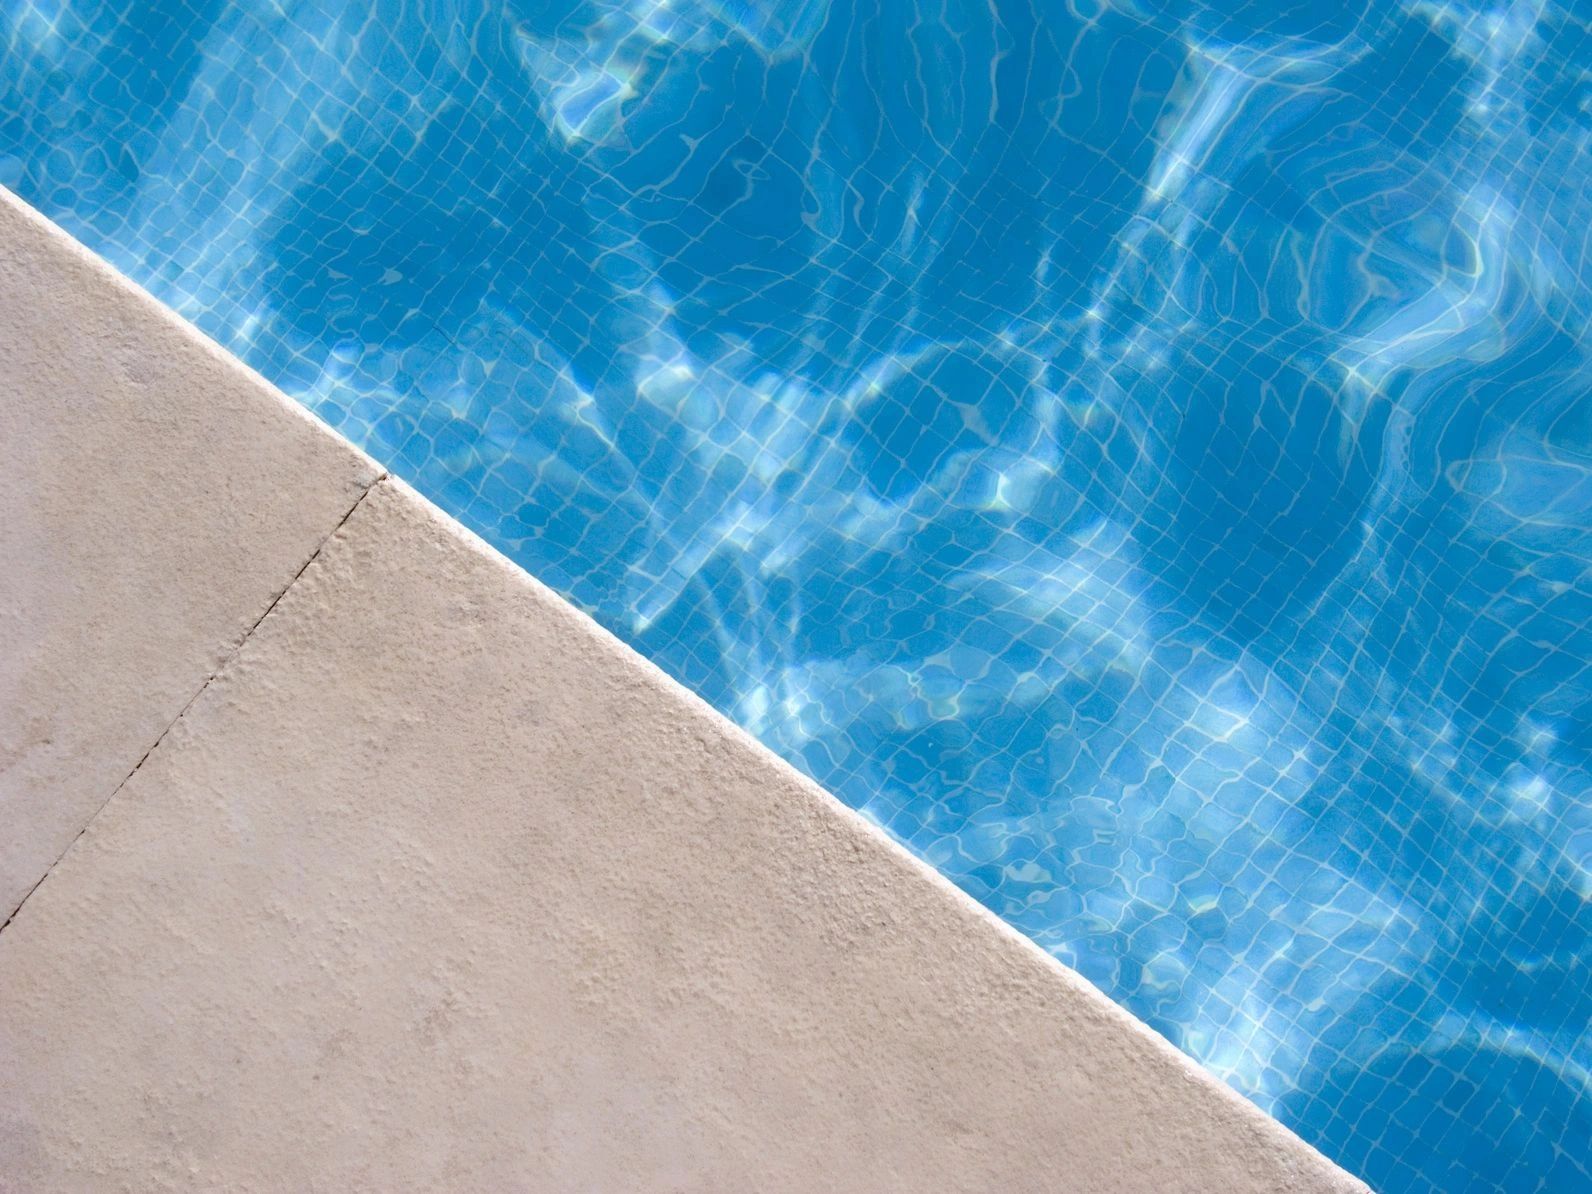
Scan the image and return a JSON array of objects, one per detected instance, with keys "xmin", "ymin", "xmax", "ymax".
[{"xmin": 0, "ymin": 472, "xmax": 387, "ymax": 934}]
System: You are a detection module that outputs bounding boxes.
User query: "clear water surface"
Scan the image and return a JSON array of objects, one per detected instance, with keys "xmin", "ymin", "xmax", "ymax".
[{"xmin": 5, "ymin": 2, "xmax": 1591, "ymax": 1189}]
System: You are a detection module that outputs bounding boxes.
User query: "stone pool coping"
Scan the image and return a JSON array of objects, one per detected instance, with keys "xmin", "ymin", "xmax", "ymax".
[{"xmin": 0, "ymin": 185, "xmax": 1368, "ymax": 1191}]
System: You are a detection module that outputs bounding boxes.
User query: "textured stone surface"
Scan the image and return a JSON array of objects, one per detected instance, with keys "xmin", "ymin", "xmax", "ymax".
[
  {"xmin": 0, "ymin": 188, "xmax": 380, "ymax": 918},
  {"xmin": 0, "ymin": 478, "xmax": 1365, "ymax": 1192}
]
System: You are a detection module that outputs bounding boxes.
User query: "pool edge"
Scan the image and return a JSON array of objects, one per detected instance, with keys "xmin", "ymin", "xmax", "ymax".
[{"xmin": 0, "ymin": 184, "xmax": 1369, "ymax": 1191}]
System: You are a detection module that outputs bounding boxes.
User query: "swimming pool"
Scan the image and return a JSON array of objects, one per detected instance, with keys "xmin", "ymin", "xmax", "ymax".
[{"xmin": 4, "ymin": 2, "xmax": 1589, "ymax": 1188}]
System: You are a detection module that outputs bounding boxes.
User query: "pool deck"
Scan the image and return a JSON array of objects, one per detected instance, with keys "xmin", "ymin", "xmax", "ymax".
[{"xmin": 0, "ymin": 186, "xmax": 1368, "ymax": 1191}]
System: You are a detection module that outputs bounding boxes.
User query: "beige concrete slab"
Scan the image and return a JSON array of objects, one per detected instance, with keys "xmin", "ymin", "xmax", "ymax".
[
  {"xmin": 0, "ymin": 477, "xmax": 1367, "ymax": 1192},
  {"xmin": 0, "ymin": 188, "xmax": 381, "ymax": 919}
]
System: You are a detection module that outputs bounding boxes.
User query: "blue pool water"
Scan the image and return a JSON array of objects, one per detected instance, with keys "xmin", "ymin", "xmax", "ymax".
[{"xmin": 5, "ymin": 2, "xmax": 1591, "ymax": 1188}]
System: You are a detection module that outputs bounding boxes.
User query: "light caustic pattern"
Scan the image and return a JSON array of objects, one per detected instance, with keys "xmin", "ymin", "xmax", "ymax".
[{"xmin": 4, "ymin": 2, "xmax": 1591, "ymax": 1189}]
